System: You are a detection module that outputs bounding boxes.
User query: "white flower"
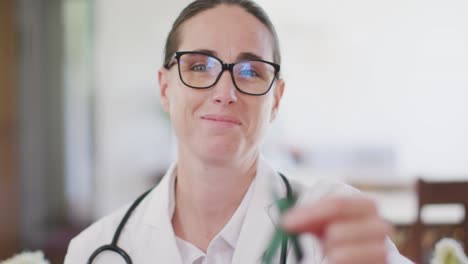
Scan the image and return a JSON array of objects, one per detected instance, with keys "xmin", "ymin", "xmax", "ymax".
[
  {"xmin": 0, "ymin": 251, "xmax": 50, "ymax": 264},
  {"xmin": 431, "ymin": 238, "xmax": 468, "ymax": 264}
]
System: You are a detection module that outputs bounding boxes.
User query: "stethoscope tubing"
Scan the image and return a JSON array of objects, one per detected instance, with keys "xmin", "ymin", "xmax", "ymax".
[
  {"xmin": 87, "ymin": 188, "xmax": 153, "ymax": 264},
  {"xmin": 87, "ymin": 244, "xmax": 132, "ymax": 264}
]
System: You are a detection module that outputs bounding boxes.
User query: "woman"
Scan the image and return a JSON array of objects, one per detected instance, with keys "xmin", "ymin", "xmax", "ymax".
[{"xmin": 65, "ymin": 0, "xmax": 412, "ymax": 263}]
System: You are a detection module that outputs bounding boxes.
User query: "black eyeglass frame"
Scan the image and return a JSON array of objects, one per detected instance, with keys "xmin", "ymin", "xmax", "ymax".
[{"xmin": 164, "ymin": 51, "xmax": 281, "ymax": 96}]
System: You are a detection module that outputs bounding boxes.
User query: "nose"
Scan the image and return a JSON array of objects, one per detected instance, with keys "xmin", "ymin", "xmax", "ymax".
[{"xmin": 211, "ymin": 70, "xmax": 238, "ymax": 105}]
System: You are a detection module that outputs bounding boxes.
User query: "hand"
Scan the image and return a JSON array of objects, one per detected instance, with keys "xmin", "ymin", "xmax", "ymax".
[{"xmin": 282, "ymin": 197, "xmax": 392, "ymax": 264}]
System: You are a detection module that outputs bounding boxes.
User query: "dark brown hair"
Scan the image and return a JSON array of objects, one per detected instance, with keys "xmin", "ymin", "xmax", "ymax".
[{"xmin": 163, "ymin": 0, "xmax": 281, "ymax": 67}]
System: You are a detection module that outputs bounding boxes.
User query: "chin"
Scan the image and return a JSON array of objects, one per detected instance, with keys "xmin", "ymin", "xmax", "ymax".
[{"xmin": 196, "ymin": 140, "xmax": 243, "ymax": 164}]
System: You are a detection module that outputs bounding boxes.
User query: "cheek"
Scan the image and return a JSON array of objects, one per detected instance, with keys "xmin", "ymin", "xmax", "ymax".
[
  {"xmin": 165, "ymin": 82, "xmax": 187, "ymax": 127},
  {"xmin": 247, "ymin": 97, "xmax": 274, "ymax": 137},
  {"xmin": 167, "ymin": 88, "xmax": 183, "ymax": 119},
  {"xmin": 167, "ymin": 86, "xmax": 204, "ymax": 127}
]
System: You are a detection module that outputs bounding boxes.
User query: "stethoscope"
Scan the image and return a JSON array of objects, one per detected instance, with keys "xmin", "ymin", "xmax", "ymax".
[{"xmin": 87, "ymin": 173, "xmax": 296, "ymax": 264}]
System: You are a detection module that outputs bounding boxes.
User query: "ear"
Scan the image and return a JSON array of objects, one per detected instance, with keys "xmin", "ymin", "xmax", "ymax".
[
  {"xmin": 158, "ymin": 67, "xmax": 170, "ymax": 113},
  {"xmin": 270, "ymin": 78, "xmax": 285, "ymax": 122}
]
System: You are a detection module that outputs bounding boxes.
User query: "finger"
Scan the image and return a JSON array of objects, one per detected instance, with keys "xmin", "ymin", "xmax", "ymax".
[
  {"xmin": 322, "ymin": 218, "xmax": 392, "ymax": 252},
  {"xmin": 326, "ymin": 241, "xmax": 388, "ymax": 264},
  {"xmin": 282, "ymin": 197, "xmax": 378, "ymax": 235}
]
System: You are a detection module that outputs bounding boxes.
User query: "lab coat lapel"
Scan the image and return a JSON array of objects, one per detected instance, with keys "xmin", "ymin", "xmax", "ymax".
[
  {"xmin": 232, "ymin": 158, "xmax": 286, "ymax": 264},
  {"xmin": 134, "ymin": 163, "xmax": 183, "ymax": 264}
]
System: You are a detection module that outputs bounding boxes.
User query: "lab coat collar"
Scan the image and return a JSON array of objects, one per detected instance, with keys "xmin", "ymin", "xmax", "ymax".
[
  {"xmin": 232, "ymin": 156, "xmax": 286, "ymax": 264},
  {"xmin": 139, "ymin": 162, "xmax": 183, "ymax": 263},
  {"xmin": 140, "ymin": 157, "xmax": 283, "ymax": 264},
  {"xmin": 142, "ymin": 162, "xmax": 175, "ymax": 228}
]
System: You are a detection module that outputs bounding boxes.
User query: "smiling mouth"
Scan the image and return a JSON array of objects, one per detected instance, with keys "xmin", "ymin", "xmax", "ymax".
[{"xmin": 201, "ymin": 115, "xmax": 242, "ymax": 125}]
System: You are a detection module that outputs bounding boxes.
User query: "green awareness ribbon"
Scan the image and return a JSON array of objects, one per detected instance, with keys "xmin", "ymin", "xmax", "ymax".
[{"xmin": 262, "ymin": 189, "xmax": 304, "ymax": 264}]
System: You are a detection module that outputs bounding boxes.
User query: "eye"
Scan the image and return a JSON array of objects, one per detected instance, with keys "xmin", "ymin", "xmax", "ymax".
[
  {"xmin": 239, "ymin": 69, "xmax": 259, "ymax": 78},
  {"xmin": 236, "ymin": 62, "xmax": 263, "ymax": 79},
  {"xmin": 191, "ymin": 64, "xmax": 208, "ymax": 72}
]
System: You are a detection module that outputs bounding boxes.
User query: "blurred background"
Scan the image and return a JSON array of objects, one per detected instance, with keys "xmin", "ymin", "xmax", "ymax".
[{"xmin": 1, "ymin": 0, "xmax": 467, "ymax": 262}]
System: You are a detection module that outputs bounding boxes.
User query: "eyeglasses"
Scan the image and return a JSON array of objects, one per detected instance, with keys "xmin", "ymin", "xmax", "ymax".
[{"xmin": 164, "ymin": 51, "xmax": 280, "ymax": 96}]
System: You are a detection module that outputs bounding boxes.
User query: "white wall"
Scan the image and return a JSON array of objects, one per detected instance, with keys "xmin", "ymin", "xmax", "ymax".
[
  {"xmin": 260, "ymin": 0, "xmax": 468, "ymax": 178},
  {"xmin": 91, "ymin": 0, "xmax": 468, "ymax": 217},
  {"xmin": 92, "ymin": 0, "xmax": 192, "ymax": 217}
]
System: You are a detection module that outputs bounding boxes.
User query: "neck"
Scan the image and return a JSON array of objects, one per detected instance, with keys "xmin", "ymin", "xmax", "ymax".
[{"xmin": 171, "ymin": 147, "xmax": 259, "ymax": 251}]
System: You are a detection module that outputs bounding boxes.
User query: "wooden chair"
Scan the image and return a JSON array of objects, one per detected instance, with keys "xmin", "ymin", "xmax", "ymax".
[{"xmin": 413, "ymin": 178, "xmax": 468, "ymax": 263}]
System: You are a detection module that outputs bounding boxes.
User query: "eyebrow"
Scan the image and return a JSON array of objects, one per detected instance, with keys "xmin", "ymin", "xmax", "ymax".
[
  {"xmin": 192, "ymin": 49, "xmax": 265, "ymax": 62},
  {"xmin": 236, "ymin": 52, "xmax": 263, "ymax": 61},
  {"xmin": 193, "ymin": 49, "xmax": 218, "ymax": 57}
]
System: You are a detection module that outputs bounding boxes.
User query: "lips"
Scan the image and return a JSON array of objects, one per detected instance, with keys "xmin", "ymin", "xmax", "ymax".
[{"xmin": 201, "ymin": 115, "xmax": 242, "ymax": 125}]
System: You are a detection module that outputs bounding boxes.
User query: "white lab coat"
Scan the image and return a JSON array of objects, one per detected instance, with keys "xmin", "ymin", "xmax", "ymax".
[{"xmin": 64, "ymin": 158, "xmax": 413, "ymax": 263}]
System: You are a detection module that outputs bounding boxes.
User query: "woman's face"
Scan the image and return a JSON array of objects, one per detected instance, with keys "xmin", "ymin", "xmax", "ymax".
[{"xmin": 158, "ymin": 4, "xmax": 284, "ymax": 164}]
